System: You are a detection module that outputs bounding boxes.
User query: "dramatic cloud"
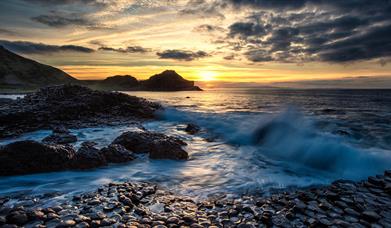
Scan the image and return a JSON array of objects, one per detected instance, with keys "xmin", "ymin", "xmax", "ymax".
[
  {"xmin": 0, "ymin": 40, "xmax": 94, "ymax": 54},
  {"xmin": 26, "ymin": 0, "xmax": 104, "ymax": 6},
  {"xmin": 32, "ymin": 14, "xmax": 91, "ymax": 28},
  {"xmin": 31, "ymin": 12, "xmax": 111, "ymax": 30},
  {"xmin": 193, "ymin": 24, "xmax": 225, "ymax": 33},
  {"xmin": 99, "ymin": 46, "xmax": 151, "ymax": 54},
  {"xmin": 0, "ymin": 28, "xmax": 18, "ymax": 36},
  {"xmin": 157, "ymin": 49, "xmax": 210, "ymax": 61},
  {"xmin": 229, "ymin": 22, "xmax": 270, "ymax": 38},
  {"xmin": 221, "ymin": 0, "xmax": 391, "ymax": 63},
  {"xmin": 180, "ymin": 0, "xmax": 227, "ymax": 19}
]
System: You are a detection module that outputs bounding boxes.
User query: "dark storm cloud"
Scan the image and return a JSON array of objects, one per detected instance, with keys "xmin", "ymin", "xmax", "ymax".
[
  {"xmin": 0, "ymin": 40, "xmax": 94, "ymax": 54},
  {"xmin": 229, "ymin": 22, "xmax": 270, "ymax": 38},
  {"xmin": 228, "ymin": 0, "xmax": 307, "ymax": 10},
  {"xmin": 31, "ymin": 12, "xmax": 111, "ymax": 30},
  {"xmin": 25, "ymin": 0, "xmax": 104, "ymax": 6},
  {"xmin": 157, "ymin": 49, "xmax": 210, "ymax": 61},
  {"xmin": 99, "ymin": 46, "xmax": 151, "ymax": 54},
  {"xmin": 0, "ymin": 28, "xmax": 18, "ymax": 36},
  {"xmin": 221, "ymin": 0, "xmax": 391, "ymax": 63},
  {"xmin": 32, "ymin": 14, "xmax": 91, "ymax": 28},
  {"xmin": 194, "ymin": 24, "xmax": 225, "ymax": 33},
  {"xmin": 180, "ymin": 0, "xmax": 227, "ymax": 18}
]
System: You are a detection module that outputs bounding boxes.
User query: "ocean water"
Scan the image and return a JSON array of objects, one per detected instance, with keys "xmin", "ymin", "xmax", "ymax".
[{"xmin": 1, "ymin": 88, "xmax": 391, "ymax": 201}]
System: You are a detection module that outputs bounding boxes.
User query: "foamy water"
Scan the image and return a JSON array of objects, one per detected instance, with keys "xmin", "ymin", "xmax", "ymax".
[{"xmin": 1, "ymin": 88, "xmax": 391, "ymax": 200}]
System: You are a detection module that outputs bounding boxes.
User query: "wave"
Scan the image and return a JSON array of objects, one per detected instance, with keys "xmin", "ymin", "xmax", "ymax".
[{"xmin": 160, "ymin": 107, "xmax": 391, "ymax": 180}]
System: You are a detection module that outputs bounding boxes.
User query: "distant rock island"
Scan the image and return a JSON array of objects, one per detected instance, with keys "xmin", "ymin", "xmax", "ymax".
[
  {"xmin": 88, "ymin": 70, "xmax": 202, "ymax": 91},
  {"xmin": 0, "ymin": 46, "xmax": 202, "ymax": 92}
]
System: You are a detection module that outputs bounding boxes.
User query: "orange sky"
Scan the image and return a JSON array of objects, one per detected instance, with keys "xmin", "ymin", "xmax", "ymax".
[{"xmin": 0, "ymin": 0, "xmax": 390, "ymax": 85}]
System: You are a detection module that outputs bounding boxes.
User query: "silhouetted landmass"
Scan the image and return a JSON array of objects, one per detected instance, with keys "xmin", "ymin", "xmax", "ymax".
[
  {"xmin": 94, "ymin": 75, "xmax": 140, "ymax": 91},
  {"xmin": 140, "ymin": 70, "xmax": 202, "ymax": 91},
  {"xmin": 86, "ymin": 70, "xmax": 202, "ymax": 91},
  {"xmin": 0, "ymin": 46, "xmax": 202, "ymax": 92},
  {"xmin": 0, "ymin": 46, "xmax": 77, "ymax": 91}
]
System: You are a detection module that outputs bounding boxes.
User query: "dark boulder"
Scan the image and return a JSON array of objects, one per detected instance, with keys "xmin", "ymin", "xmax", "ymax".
[
  {"xmin": 0, "ymin": 140, "xmax": 76, "ymax": 176},
  {"xmin": 101, "ymin": 144, "xmax": 135, "ymax": 163},
  {"xmin": 42, "ymin": 127, "xmax": 77, "ymax": 144},
  {"xmin": 73, "ymin": 142, "xmax": 107, "ymax": 169},
  {"xmin": 184, "ymin": 123, "xmax": 200, "ymax": 135},
  {"xmin": 112, "ymin": 130, "xmax": 188, "ymax": 160}
]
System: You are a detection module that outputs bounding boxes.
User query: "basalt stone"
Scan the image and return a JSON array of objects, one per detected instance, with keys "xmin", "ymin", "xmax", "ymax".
[
  {"xmin": 112, "ymin": 130, "xmax": 188, "ymax": 160},
  {"xmin": 73, "ymin": 141, "xmax": 107, "ymax": 169},
  {"xmin": 0, "ymin": 85, "xmax": 162, "ymax": 138},
  {"xmin": 42, "ymin": 127, "xmax": 77, "ymax": 145},
  {"xmin": 361, "ymin": 211, "xmax": 381, "ymax": 222},
  {"xmin": 0, "ymin": 140, "xmax": 76, "ymax": 176},
  {"xmin": 101, "ymin": 144, "xmax": 135, "ymax": 163},
  {"xmin": 6, "ymin": 211, "xmax": 29, "ymax": 226},
  {"xmin": 184, "ymin": 124, "xmax": 201, "ymax": 135}
]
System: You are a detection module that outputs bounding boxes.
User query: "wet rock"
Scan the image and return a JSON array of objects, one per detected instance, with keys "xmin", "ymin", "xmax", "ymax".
[
  {"xmin": 184, "ymin": 124, "xmax": 200, "ymax": 135},
  {"xmin": 42, "ymin": 127, "xmax": 77, "ymax": 144},
  {"xmin": 361, "ymin": 211, "xmax": 381, "ymax": 222},
  {"xmin": 0, "ymin": 140, "xmax": 76, "ymax": 176},
  {"xmin": 112, "ymin": 130, "xmax": 188, "ymax": 160},
  {"xmin": 57, "ymin": 219, "xmax": 76, "ymax": 227},
  {"xmin": 0, "ymin": 85, "xmax": 162, "ymax": 138},
  {"xmin": 101, "ymin": 144, "xmax": 135, "ymax": 163},
  {"xmin": 73, "ymin": 141, "xmax": 107, "ymax": 169},
  {"xmin": 6, "ymin": 210, "xmax": 29, "ymax": 226}
]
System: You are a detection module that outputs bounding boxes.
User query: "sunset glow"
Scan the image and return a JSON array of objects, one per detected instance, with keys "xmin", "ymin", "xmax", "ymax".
[{"xmin": 0, "ymin": 0, "xmax": 390, "ymax": 87}]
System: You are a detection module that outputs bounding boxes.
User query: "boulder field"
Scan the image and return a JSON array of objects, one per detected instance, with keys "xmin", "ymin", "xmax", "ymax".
[{"xmin": 0, "ymin": 128, "xmax": 188, "ymax": 176}]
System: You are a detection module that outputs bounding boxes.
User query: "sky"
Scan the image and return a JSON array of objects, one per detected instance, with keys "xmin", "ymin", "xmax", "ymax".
[{"xmin": 0, "ymin": 0, "xmax": 390, "ymax": 87}]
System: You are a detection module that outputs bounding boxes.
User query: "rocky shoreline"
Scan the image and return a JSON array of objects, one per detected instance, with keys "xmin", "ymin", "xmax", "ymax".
[
  {"xmin": 0, "ymin": 85, "xmax": 161, "ymax": 138},
  {"xmin": 0, "ymin": 171, "xmax": 390, "ymax": 227},
  {"xmin": 1, "ymin": 85, "xmax": 391, "ymax": 227}
]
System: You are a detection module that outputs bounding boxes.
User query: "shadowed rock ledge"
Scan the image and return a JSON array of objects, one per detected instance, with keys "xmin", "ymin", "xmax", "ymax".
[{"xmin": 0, "ymin": 84, "xmax": 161, "ymax": 138}]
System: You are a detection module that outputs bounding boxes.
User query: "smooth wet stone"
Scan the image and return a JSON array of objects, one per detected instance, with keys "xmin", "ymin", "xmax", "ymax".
[
  {"xmin": 6, "ymin": 211, "xmax": 29, "ymax": 225},
  {"xmin": 361, "ymin": 211, "xmax": 381, "ymax": 222},
  {"xmin": 166, "ymin": 217, "xmax": 180, "ymax": 224},
  {"xmin": 57, "ymin": 219, "xmax": 76, "ymax": 227},
  {"xmin": 75, "ymin": 222, "xmax": 90, "ymax": 228}
]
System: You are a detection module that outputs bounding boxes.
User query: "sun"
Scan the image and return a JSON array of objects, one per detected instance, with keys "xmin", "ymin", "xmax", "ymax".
[{"xmin": 199, "ymin": 71, "xmax": 217, "ymax": 81}]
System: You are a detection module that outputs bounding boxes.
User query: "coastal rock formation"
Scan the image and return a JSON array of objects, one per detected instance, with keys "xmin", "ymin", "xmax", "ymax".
[
  {"xmin": 0, "ymin": 85, "xmax": 161, "ymax": 138},
  {"xmin": 0, "ymin": 140, "xmax": 131, "ymax": 176},
  {"xmin": 0, "ymin": 140, "xmax": 76, "ymax": 176},
  {"xmin": 101, "ymin": 144, "xmax": 135, "ymax": 163},
  {"xmin": 94, "ymin": 75, "xmax": 139, "ymax": 91},
  {"xmin": 0, "ymin": 46, "xmax": 77, "ymax": 90},
  {"xmin": 74, "ymin": 142, "xmax": 107, "ymax": 169},
  {"xmin": 1, "ymin": 171, "xmax": 390, "ymax": 227},
  {"xmin": 42, "ymin": 127, "xmax": 77, "ymax": 144},
  {"xmin": 185, "ymin": 123, "xmax": 201, "ymax": 134},
  {"xmin": 112, "ymin": 130, "xmax": 189, "ymax": 160},
  {"xmin": 141, "ymin": 70, "xmax": 202, "ymax": 91}
]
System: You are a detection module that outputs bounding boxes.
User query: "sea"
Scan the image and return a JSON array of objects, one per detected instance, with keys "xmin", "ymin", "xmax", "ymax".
[{"xmin": 1, "ymin": 88, "xmax": 391, "ymax": 202}]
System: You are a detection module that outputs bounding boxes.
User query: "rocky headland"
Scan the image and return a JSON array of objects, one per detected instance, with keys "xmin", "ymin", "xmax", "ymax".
[{"xmin": 0, "ymin": 85, "xmax": 161, "ymax": 138}]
